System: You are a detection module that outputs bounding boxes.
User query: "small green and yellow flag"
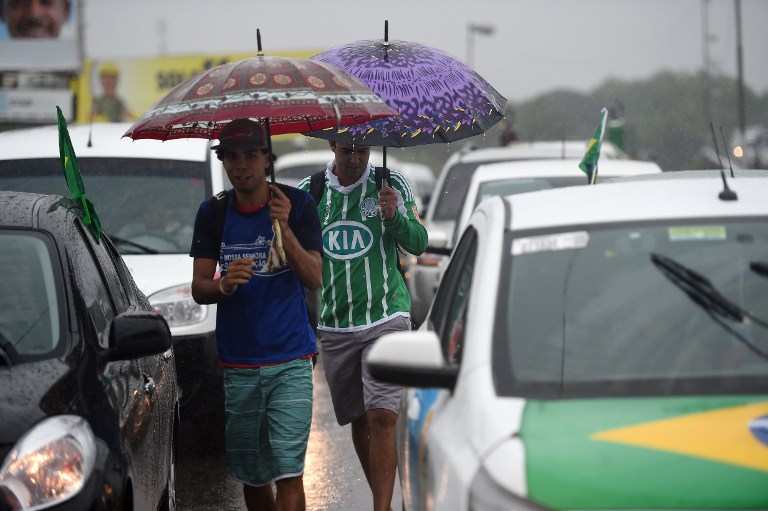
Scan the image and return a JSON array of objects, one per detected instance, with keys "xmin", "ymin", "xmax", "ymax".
[
  {"xmin": 579, "ymin": 107, "xmax": 608, "ymax": 185},
  {"xmin": 57, "ymin": 106, "xmax": 102, "ymax": 242}
]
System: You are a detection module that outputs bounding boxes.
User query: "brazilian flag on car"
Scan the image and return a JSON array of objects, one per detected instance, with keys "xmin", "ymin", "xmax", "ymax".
[
  {"xmin": 579, "ymin": 107, "xmax": 608, "ymax": 185},
  {"xmin": 57, "ymin": 106, "xmax": 102, "ymax": 242}
]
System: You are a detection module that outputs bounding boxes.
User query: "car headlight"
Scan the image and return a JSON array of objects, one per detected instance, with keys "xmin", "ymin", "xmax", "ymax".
[
  {"xmin": 469, "ymin": 465, "xmax": 551, "ymax": 511},
  {"xmin": 0, "ymin": 416, "xmax": 97, "ymax": 510},
  {"xmin": 150, "ymin": 284, "xmax": 207, "ymax": 327}
]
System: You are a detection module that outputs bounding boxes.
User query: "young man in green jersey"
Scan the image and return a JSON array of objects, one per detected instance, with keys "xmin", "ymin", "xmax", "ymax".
[{"xmin": 299, "ymin": 141, "xmax": 427, "ymax": 511}]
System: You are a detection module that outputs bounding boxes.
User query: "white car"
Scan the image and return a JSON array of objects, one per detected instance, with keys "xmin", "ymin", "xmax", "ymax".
[
  {"xmin": 369, "ymin": 173, "xmax": 768, "ymax": 511},
  {"xmin": 408, "ymin": 154, "xmax": 662, "ymax": 326},
  {"xmin": 0, "ymin": 122, "xmax": 228, "ymax": 440}
]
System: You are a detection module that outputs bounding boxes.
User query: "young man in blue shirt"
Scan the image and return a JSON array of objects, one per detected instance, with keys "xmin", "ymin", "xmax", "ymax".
[{"xmin": 190, "ymin": 118, "xmax": 322, "ymax": 511}]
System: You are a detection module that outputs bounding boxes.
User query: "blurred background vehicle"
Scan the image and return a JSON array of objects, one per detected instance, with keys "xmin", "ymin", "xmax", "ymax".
[
  {"xmin": 0, "ymin": 191, "xmax": 177, "ymax": 511},
  {"xmin": 408, "ymin": 144, "xmax": 656, "ymax": 326},
  {"xmin": 369, "ymin": 174, "xmax": 768, "ymax": 511},
  {"xmin": 0, "ymin": 122, "xmax": 228, "ymax": 445}
]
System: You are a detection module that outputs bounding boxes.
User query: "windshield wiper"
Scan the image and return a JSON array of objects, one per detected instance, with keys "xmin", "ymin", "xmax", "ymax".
[
  {"xmin": 751, "ymin": 261, "xmax": 768, "ymax": 278},
  {"xmin": 107, "ymin": 234, "xmax": 159, "ymax": 254},
  {"xmin": 651, "ymin": 253, "xmax": 745, "ymax": 321},
  {"xmin": 0, "ymin": 332, "xmax": 19, "ymax": 366},
  {"xmin": 650, "ymin": 252, "xmax": 768, "ymax": 359}
]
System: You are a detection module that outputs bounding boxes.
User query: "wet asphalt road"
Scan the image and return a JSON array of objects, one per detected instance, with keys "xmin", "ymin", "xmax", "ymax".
[{"xmin": 176, "ymin": 356, "xmax": 403, "ymax": 510}]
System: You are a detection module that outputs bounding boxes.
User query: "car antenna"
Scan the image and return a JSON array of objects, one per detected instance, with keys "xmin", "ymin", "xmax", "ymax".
[
  {"xmin": 87, "ymin": 109, "xmax": 94, "ymax": 148},
  {"xmin": 719, "ymin": 126, "xmax": 735, "ymax": 178},
  {"xmin": 710, "ymin": 122, "xmax": 737, "ymax": 201}
]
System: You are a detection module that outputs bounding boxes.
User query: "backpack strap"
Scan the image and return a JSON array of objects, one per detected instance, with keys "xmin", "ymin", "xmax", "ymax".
[
  {"xmin": 309, "ymin": 170, "xmax": 326, "ymax": 205},
  {"xmin": 208, "ymin": 190, "xmax": 229, "ymax": 251}
]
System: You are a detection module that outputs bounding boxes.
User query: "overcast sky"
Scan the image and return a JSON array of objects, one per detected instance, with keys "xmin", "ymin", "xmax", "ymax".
[{"xmin": 83, "ymin": 0, "xmax": 767, "ymax": 103}]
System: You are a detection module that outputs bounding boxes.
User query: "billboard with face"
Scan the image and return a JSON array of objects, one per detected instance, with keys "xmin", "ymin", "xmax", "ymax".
[{"xmin": 0, "ymin": 0, "xmax": 81, "ymax": 71}]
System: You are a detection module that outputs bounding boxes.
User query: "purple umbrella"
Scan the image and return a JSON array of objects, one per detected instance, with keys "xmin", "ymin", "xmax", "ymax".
[{"xmin": 305, "ymin": 21, "xmax": 506, "ymax": 181}]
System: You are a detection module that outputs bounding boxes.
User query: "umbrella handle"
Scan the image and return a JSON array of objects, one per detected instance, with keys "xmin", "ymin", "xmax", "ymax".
[{"xmin": 382, "ymin": 146, "xmax": 390, "ymax": 187}]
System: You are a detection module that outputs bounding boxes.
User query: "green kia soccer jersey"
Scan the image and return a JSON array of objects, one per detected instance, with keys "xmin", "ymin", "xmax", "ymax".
[{"xmin": 299, "ymin": 164, "xmax": 427, "ymax": 332}]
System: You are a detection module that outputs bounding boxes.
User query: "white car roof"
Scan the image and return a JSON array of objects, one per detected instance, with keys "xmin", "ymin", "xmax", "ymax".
[
  {"xmin": 501, "ymin": 175, "xmax": 768, "ymax": 232},
  {"xmin": 611, "ymin": 168, "xmax": 768, "ymax": 181},
  {"xmin": 472, "ymin": 158, "xmax": 662, "ymax": 180},
  {"xmin": 0, "ymin": 122, "xmax": 214, "ymax": 162},
  {"xmin": 445, "ymin": 140, "xmax": 625, "ymax": 167}
]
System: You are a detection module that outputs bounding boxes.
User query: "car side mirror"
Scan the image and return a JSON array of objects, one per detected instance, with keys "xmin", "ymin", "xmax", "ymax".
[
  {"xmin": 367, "ymin": 331, "xmax": 458, "ymax": 391},
  {"xmin": 103, "ymin": 311, "xmax": 172, "ymax": 362},
  {"xmin": 425, "ymin": 229, "xmax": 452, "ymax": 256},
  {"xmin": 427, "ymin": 229, "xmax": 448, "ymax": 249}
]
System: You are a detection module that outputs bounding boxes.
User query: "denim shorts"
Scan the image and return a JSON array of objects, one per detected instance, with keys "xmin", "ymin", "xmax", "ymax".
[{"xmin": 223, "ymin": 358, "xmax": 313, "ymax": 486}]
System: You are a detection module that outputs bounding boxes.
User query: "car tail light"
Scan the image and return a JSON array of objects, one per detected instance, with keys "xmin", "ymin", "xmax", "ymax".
[{"xmin": 415, "ymin": 253, "xmax": 445, "ymax": 267}]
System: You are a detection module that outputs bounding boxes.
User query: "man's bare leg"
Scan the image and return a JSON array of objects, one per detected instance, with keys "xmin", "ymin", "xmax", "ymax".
[
  {"xmin": 275, "ymin": 476, "xmax": 305, "ymax": 511},
  {"xmin": 351, "ymin": 409, "xmax": 397, "ymax": 511},
  {"xmin": 243, "ymin": 483, "xmax": 275, "ymax": 511}
]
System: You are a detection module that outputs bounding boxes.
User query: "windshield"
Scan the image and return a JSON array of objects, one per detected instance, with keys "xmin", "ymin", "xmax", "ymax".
[
  {"xmin": 0, "ymin": 231, "xmax": 65, "ymax": 365},
  {"xmin": 431, "ymin": 162, "xmax": 486, "ymax": 222},
  {"xmin": 0, "ymin": 158, "xmax": 211, "ymax": 255},
  {"xmin": 495, "ymin": 219, "xmax": 768, "ymax": 398},
  {"xmin": 474, "ymin": 176, "xmax": 588, "ymax": 210}
]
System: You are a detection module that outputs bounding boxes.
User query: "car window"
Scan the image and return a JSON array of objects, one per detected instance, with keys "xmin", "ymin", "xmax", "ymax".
[
  {"xmin": 431, "ymin": 162, "xmax": 481, "ymax": 222},
  {"xmin": 69, "ymin": 222, "xmax": 118, "ymax": 349},
  {"xmin": 0, "ymin": 157, "xmax": 211, "ymax": 255},
  {"xmin": 428, "ymin": 226, "xmax": 477, "ymax": 364},
  {"xmin": 495, "ymin": 219, "xmax": 768, "ymax": 398},
  {"xmin": 0, "ymin": 230, "xmax": 65, "ymax": 361},
  {"xmin": 86, "ymin": 228, "xmax": 131, "ymax": 312},
  {"xmin": 473, "ymin": 176, "xmax": 587, "ymax": 209},
  {"xmin": 101, "ymin": 235, "xmax": 144, "ymax": 308}
]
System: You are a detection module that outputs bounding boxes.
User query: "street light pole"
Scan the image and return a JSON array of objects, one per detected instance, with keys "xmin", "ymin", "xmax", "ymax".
[
  {"xmin": 466, "ymin": 23, "xmax": 495, "ymax": 68},
  {"xmin": 735, "ymin": 0, "xmax": 746, "ymax": 137}
]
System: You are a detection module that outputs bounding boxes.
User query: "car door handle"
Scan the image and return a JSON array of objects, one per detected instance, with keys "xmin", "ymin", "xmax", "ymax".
[{"xmin": 143, "ymin": 376, "xmax": 156, "ymax": 396}]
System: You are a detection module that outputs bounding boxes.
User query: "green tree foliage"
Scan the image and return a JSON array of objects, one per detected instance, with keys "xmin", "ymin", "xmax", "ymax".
[{"xmin": 512, "ymin": 71, "xmax": 768, "ymax": 171}]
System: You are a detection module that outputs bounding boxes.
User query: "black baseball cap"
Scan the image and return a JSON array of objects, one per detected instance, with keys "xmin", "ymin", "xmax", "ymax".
[{"xmin": 211, "ymin": 119, "xmax": 268, "ymax": 150}]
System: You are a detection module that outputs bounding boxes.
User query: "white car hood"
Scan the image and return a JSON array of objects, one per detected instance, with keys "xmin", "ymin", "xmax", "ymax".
[{"xmin": 123, "ymin": 254, "xmax": 193, "ymax": 297}]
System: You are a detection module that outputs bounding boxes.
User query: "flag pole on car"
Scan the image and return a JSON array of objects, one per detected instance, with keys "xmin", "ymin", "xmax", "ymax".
[
  {"xmin": 57, "ymin": 106, "xmax": 102, "ymax": 242},
  {"xmin": 579, "ymin": 107, "xmax": 608, "ymax": 185}
]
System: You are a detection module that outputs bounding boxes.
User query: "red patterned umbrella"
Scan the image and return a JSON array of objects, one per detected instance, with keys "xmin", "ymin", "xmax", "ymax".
[{"xmin": 123, "ymin": 31, "xmax": 397, "ymax": 142}]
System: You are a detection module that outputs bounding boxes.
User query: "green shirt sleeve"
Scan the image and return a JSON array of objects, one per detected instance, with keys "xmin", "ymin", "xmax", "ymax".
[{"xmin": 385, "ymin": 171, "xmax": 428, "ymax": 256}]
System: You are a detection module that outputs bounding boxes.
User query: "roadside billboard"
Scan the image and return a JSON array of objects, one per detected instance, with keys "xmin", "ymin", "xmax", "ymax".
[
  {"xmin": 0, "ymin": 0, "xmax": 81, "ymax": 71},
  {"xmin": 76, "ymin": 50, "xmax": 319, "ymax": 125}
]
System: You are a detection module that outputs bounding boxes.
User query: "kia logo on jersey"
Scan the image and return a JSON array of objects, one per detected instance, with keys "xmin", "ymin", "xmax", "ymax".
[{"xmin": 322, "ymin": 221, "xmax": 373, "ymax": 260}]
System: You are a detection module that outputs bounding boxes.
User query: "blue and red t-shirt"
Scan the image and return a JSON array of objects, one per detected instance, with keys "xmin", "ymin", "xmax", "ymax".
[{"xmin": 190, "ymin": 186, "xmax": 322, "ymax": 366}]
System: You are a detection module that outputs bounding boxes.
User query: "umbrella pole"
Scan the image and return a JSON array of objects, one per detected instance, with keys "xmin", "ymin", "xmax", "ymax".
[
  {"xmin": 264, "ymin": 117, "xmax": 286, "ymax": 263},
  {"xmin": 382, "ymin": 146, "xmax": 390, "ymax": 186},
  {"xmin": 265, "ymin": 118, "xmax": 275, "ymax": 184}
]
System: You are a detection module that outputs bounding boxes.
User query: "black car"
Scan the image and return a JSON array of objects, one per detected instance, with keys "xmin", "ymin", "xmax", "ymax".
[
  {"xmin": 0, "ymin": 123, "xmax": 225, "ymax": 446},
  {"xmin": 0, "ymin": 191, "xmax": 178, "ymax": 511}
]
